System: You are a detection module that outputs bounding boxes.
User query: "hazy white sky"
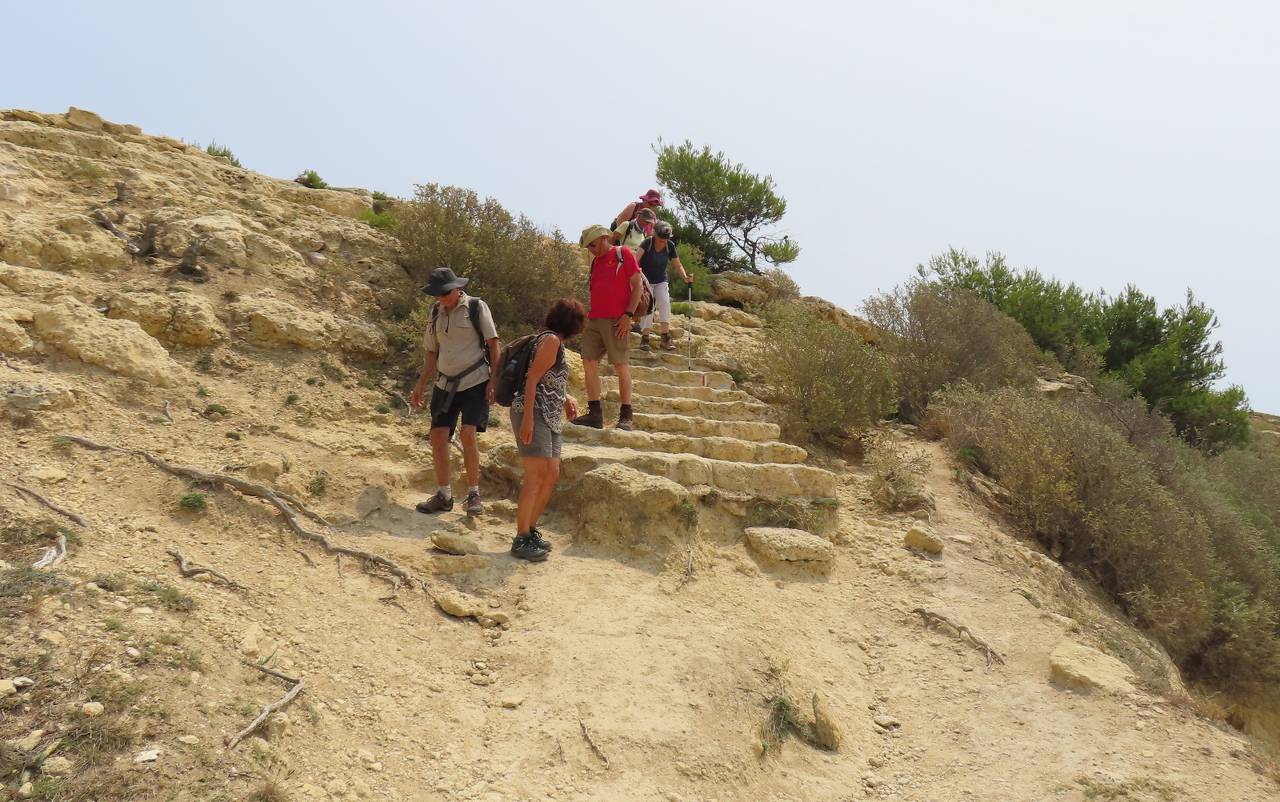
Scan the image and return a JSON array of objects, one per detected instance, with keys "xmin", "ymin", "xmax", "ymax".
[{"xmin": 9, "ymin": 1, "xmax": 1278, "ymax": 410}]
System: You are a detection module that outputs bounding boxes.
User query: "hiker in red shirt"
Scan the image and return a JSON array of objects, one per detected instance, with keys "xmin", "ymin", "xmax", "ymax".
[
  {"xmin": 572, "ymin": 224, "xmax": 644, "ymax": 431},
  {"xmin": 611, "ymin": 188, "xmax": 663, "ymax": 229}
]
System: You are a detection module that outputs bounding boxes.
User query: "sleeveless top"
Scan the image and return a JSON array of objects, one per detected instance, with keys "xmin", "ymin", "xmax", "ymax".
[{"xmin": 511, "ymin": 334, "xmax": 569, "ymax": 433}]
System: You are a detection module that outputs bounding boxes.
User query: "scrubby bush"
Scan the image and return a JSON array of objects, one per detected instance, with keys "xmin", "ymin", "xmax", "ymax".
[
  {"xmin": 294, "ymin": 170, "xmax": 327, "ymax": 189},
  {"xmin": 667, "ymin": 243, "xmax": 712, "ymax": 302},
  {"xmin": 933, "ymin": 384, "xmax": 1280, "ymax": 688},
  {"xmin": 358, "ymin": 208, "xmax": 398, "ymax": 230},
  {"xmin": 862, "ymin": 280, "xmax": 1041, "ymax": 421},
  {"xmin": 391, "ymin": 184, "xmax": 587, "ymax": 348},
  {"xmin": 924, "ymin": 248, "xmax": 1250, "ymax": 452},
  {"xmin": 205, "ymin": 142, "xmax": 241, "ymax": 168},
  {"xmin": 865, "ymin": 434, "xmax": 933, "ymax": 512},
  {"xmin": 754, "ymin": 303, "xmax": 895, "ymax": 444}
]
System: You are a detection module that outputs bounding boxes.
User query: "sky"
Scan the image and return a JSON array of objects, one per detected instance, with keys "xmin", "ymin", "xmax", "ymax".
[{"xmin": 8, "ymin": 1, "xmax": 1278, "ymax": 410}]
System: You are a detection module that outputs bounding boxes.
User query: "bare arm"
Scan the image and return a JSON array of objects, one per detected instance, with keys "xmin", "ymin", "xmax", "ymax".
[
  {"xmin": 670, "ymin": 256, "xmax": 691, "ymax": 283},
  {"xmin": 612, "ymin": 202, "xmax": 637, "ymax": 229}
]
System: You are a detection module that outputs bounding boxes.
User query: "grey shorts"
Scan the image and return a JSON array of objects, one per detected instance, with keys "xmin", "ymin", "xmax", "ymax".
[{"xmin": 511, "ymin": 407, "xmax": 563, "ymax": 460}]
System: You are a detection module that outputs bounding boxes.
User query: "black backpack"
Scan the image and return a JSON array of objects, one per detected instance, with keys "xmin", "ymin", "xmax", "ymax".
[{"xmin": 493, "ymin": 332, "xmax": 553, "ymax": 408}]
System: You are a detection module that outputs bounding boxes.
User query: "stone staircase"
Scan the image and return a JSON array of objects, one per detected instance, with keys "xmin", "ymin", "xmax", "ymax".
[{"xmin": 482, "ymin": 308, "xmax": 839, "ymax": 570}]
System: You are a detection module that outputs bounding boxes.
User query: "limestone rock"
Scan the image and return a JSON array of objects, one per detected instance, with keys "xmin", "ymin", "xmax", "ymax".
[
  {"xmin": 2, "ymin": 381, "xmax": 74, "ymax": 411},
  {"xmin": 0, "ymin": 679, "xmax": 15, "ymax": 697},
  {"xmin": 238, "ymin": 623, "xmax": 277, "ymax": 658},
  {"xmin": 230, "ymin": 293, "xmax": 387, "ymax": 357},
  {"xmin": 33, "ymin": 296, "xmax": 182, "ymax": 386},
  {"xmin": 133, "ymin": 748, "xmax": 161, "ymax": 763},
  {"xmin": 431, "ymin": 531, "xmax": 480, "ymax": 556},
  {"xmin": 812, "ymin": 693, "xmax": 843, "ymax": 751},
  {"xmin": 708, "ymin": 272, "xmax": 775, "ymax": 308},
  {"xmin": 744, "ymin": 527, "xmax": 835, "ymax": 566},
  {"xmin": 562, "ymin": 463, "xmax": 693, "ymax": 556},
  {"xmin": 245, "ymin": 459, "xmax": 284, "ymax": 482},
  {"xmin": 689, "ymin": 302, "xmax": 762, "ymax": 328},
  {"xmin": 1049, "ymin": 641, "xmax": 1136, "ymax": 694},
  {"xmin": 82, "ymin": 701, "xmax": 105, "ymax": 717},
  {"xmin": 42, "ymin": 755, "xmax": 73, "ymax": 775},
  {"xmin": 0, "ymin": 312, "xmax": 31, "ymax": 352},
  {"xmin": 65, "ymin": 106, "xmax": 106, "ymax": 131},
  {"xmin": 264, "ymin": 712, "xmax": 290, "ymax": 741},
  {"xmin": 797, "ymin": 296, "xmax": 879, "ymax": 344},
  {"xmin": 36, "ymin": 629, "xmax": 66, "ymax": 647},
  {"xmin": 903, "ymin": 526, "xmax": 945, "ymax": 555},
  {"xmin": 107, "ymin": 291, "xmax": 226, "ymax": 346},
  {"xmin": 277, "ymin": 183, "xmax": 372, "ymax": 218},
  {"xmin": 436, "ymin": 590, "xmax": 483, "ymax": 619}
]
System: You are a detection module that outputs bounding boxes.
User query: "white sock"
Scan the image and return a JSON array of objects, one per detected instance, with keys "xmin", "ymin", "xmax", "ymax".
[
  {"xmin": 438, "ymin": 485, "xmax": 452, "ymax": 499},
  {"xmin": 467, "ymin": 485, "xmax": 479, "ymax": 495}
]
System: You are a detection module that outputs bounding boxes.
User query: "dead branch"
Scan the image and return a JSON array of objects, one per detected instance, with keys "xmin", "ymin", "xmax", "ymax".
[
  {"xmin": 228, "ymin": 663, "xmax": 305, "ymax": 749},
  {"xmin": 59, "ymin": 435, "xmax": 426, "ymax": 594},
  {"xmin": 579, "ymin": 719, "xmax": 610, "ymax": 769},
  {"xmin": 32, "ymin": 534, "xmax": 67, "ymax": 570},
  {"xmin": 92, "ymin": 209, "xmax": 141, "ymax": 256},
  {"xmin": 177, "ymin": 238, "xmax": 207, "ymax": 280},
  {"xmin": 136, "ymin": 223, "xmax": 159, "ymax": 259},
  {"xmin": 111, "ymin": 181, "xmax": 129, "ymax": 204},
  {"xmin": 676, "ymin": 542, "xmax": 695, "ymax": 591},
  {"xmin": 293, "ymin": 548, "xmax": 317, "ymax": 567},
  {"xmin": 161, "ymin": 400, "xmax": 174, "ymax": 423},
  {"xmin": 166, "ymin": 548, "xmax": 247, "ymax": 591},
  {"xmin": 912, "ymin": 607, "xmax": 1005, "ymax": 666},
  {"xmin": 5, "ymin": 481, "xmax": 88, "ymax": 527}
]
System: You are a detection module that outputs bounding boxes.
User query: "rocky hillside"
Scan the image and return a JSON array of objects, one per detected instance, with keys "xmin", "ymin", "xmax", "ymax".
[{"xmin": 2, "ymin": 108, "xmax": 1278, "ymax": 802}]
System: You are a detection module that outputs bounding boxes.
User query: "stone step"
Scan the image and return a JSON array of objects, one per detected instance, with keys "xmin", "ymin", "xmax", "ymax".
[
  {"xmin": 562, "ymin": 424, "xmax": 807, "ymax": 464},
  {"xmin": 486, "ymin": 443, "xmax": 836, "ymax": 499},
  {"xmin": 602, "ymin": 378, "xmax": 752, "ymax": 403},
  {"xmin": 631, "ymin": 412, "xmax": 780, "ymax": 442},
  {"xmin": 624, "ymin": 365, "xmax": 734, "ymax": 389},
  {"xmin": 605, "ymin": 391, "xmax": 771, "ymax": 422},
  {"xmin": 625, "ymin": 348, "xmax": 731, "ymax": 372}
]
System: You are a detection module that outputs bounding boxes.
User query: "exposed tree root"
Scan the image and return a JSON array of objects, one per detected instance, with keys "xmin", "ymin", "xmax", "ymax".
[
  {"xmin": 92, "ymin": 209, "xmax": 142, "ymax": 257},
  {"xmin": 579, "ymin": 719, "xmax": 611, "ymax": 769},
  {"xmin": 32, "ymin": 534, "xmax": 67, "ymax": 570},
  {"xmin": 59, "ymin": 435, "xmax": 428, "ymax": 595},
  {"xmin": 5, "ymin": 481, "xmax": 88, "ymax": 528},
  {"xmin": 166, "ymin": 548, "xmax": 247, "ymax": 591},
  {"xmin": 676, "ymin": 542, "xmax": 696, "ymax": 591},
  {"xmin": 228, "ymin": 662, "xmax": 305, "ymax": 749},
  {"xmin": 912, "ymin": 607, "xmax": 1005, "ymax": 666}
]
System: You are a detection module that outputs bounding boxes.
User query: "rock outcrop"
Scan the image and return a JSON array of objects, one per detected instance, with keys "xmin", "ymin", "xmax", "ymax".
[
  {"xmin": 745, "ymin": 526, "xmax": 835, "ymax": 567},
  {"xmin": 230, "ymin": 294, "xmax": 386, "ymax": 357},
  {"xmin": 1048, "ymin": 641, "xmax": 1136, "ymax": 695},
  {"xmin": 107, "ymin": 291, "xmax": 226, "ymax": 347},
  {"xmin": 33, "ymin": 296, "xmax": 182, "ymax": 386}
]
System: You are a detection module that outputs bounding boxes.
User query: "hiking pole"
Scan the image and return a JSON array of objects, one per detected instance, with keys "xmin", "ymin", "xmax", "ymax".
[{"xmin": 687, "ymin": 283, "xmax": 693, "ymax": 371}]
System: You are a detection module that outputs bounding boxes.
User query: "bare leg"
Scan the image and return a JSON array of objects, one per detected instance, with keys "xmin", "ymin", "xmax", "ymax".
[
  {"xmin": 529, "ymin": 459, "xmax": 561, "ymax": 527},
  {"xmin": 584, "ymin": 358, "xmax": 602, "ymax": 402},
  {"xmin": 430, "ymin": 427, "xmax": 451, "ymax": 489},
  {"xmin": 614, "ymin": 363, "xmax": 632, "ymax": 405},
  {"xmin": 458, "ymin": 425, "xmax": 479, "ymax": 488},
  {"xmin": 516, "ymin": 457, "xmax": 547, "ymax": 534}
]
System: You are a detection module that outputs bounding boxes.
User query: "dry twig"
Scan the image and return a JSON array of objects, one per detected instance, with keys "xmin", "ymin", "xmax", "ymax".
[
  {"xmin": 579, "ymin": 719, "xmax": 610, "ymax": 769},
  {"xmin": 675, "ymin": 542, "xmax": 695, "ymax": 590},
  {"xmin": 293, "ymin": 548, "xmax": 317, "ymax": 567},
  {"xmin": 5, "ymin": 481, "xmax": 88, "ymax": 527},
  {"xmin": 32, "ymin": 534, "xmax": 67, "ymax": 570},
  {"xmin": 166, "ymin": 548, "xmax": 247, "ymax": 591},
  {"xmin": 912, "ymin": 607, "xmax": 1005, "ymax": 666},
  {"xmin": 228, "ymin": 662, "xmax": 305, "ymax": 749},
  {"xmin": 92, "ymin": 209, "xmax": 141, "ymax": 256},
  {"xmin": 59, "ymin": 435, "xmax": 426, "ymax": 593}
]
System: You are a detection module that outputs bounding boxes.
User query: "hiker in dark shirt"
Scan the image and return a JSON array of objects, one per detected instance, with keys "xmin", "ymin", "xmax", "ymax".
[{"xmin": 636, "ymin": 222, "xmax": 693, "ymax": 352}]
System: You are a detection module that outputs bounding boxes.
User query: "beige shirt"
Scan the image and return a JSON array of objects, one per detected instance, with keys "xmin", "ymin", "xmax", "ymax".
[{"xmin": 422, "ymin": 292, "xmax": 498, "ymax": 392}]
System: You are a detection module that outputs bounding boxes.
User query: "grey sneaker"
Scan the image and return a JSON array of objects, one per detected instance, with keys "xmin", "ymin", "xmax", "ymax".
[
  {"xmin": 510, "ymin": 533, "xmax": 550, "ymax": 562},
  {"xmin": 530, "ymin": 526, "xmax": 553, "ymax": 552},
  {"xmin": 415, "ymin": 491, "xmax": 453, "ymax": 514},
  {"xmin": 464, "ymin": 490, "xmax": 483, "ymax": 516}
]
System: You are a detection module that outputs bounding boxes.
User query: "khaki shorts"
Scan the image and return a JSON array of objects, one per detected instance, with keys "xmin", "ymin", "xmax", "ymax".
[{"xmin": 580, "ymin": 317, "xmax": 630, "ymax": 364}]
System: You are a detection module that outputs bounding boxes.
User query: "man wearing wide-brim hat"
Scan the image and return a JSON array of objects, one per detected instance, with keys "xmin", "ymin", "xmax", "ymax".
[
  {"xmin": 409, "ymin": 267, "xmax": 501, "ymax": 516},
  {"xmin": 572, "ymin": 225, "xmax": 644, "ymax": 431}
]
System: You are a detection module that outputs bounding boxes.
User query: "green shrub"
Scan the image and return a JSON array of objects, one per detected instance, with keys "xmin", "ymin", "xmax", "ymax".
[
  {"xmin": 358, "ymin": 208, "xmax": 398, "ymax": 230},
  {"xmin": 307, "ymin": 473, "xmax": 328, "ymax": 497},
  {"xmin": 285, "ymin": 393, "xmax": 299, "ymax": 405},
  {"xmin": 933, "ymin": 384, "xmax": 1280, "ymax": 686},
  {"xmin": 862, "ymin": 280, "xmax": 1041, "ymax": 421},
  {"xmin": 390, "ymin": 184, "xmax": 587, "ymax": 350},
  {"xmin": 294, "ymin": 170, "xmax": 328, "ymax": 189},
  {"xmin": 179, "ymin": 493, "xmax": 207, "ymax": 512},
  {"xmin": 754, "ymin": 303, "xmax": 895, "ymax": 444},
  {"xmin": 205, "ymin": 141, "xmax": 241, "ymax": 168},
  {"xmin": 667, "ymin": 243, "xmax": 712, "ymax": 302}
]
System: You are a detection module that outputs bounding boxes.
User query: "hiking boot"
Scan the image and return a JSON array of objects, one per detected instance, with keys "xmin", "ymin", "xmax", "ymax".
[
  {"xmin": 510, "ymin": 533, "xmax": 550, "ymax": 562},
  {"xmin": 616, "ymin": 404, "xmax": 634, "ymax": 432},
  {"xmin": 570, "ymin": 407, "xmax": 604, "ymax": 429},
  {"xmin": 530, "ymin": 526, "xmax": 553, "ymax": 552},
  {"xmin": 639, "ymin": 334, "xmax": 651, "ymax": 352},
  {"xmin": 661, "ymin": 332, "xmax": 676, "ymax": 351},
  {"xmin": 464, "ymin": 490, "xmax": 483, "ymax": 516},
  {"xmin": 416, "ymin": 491, "xmax": 454, "ymax": 514}
]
